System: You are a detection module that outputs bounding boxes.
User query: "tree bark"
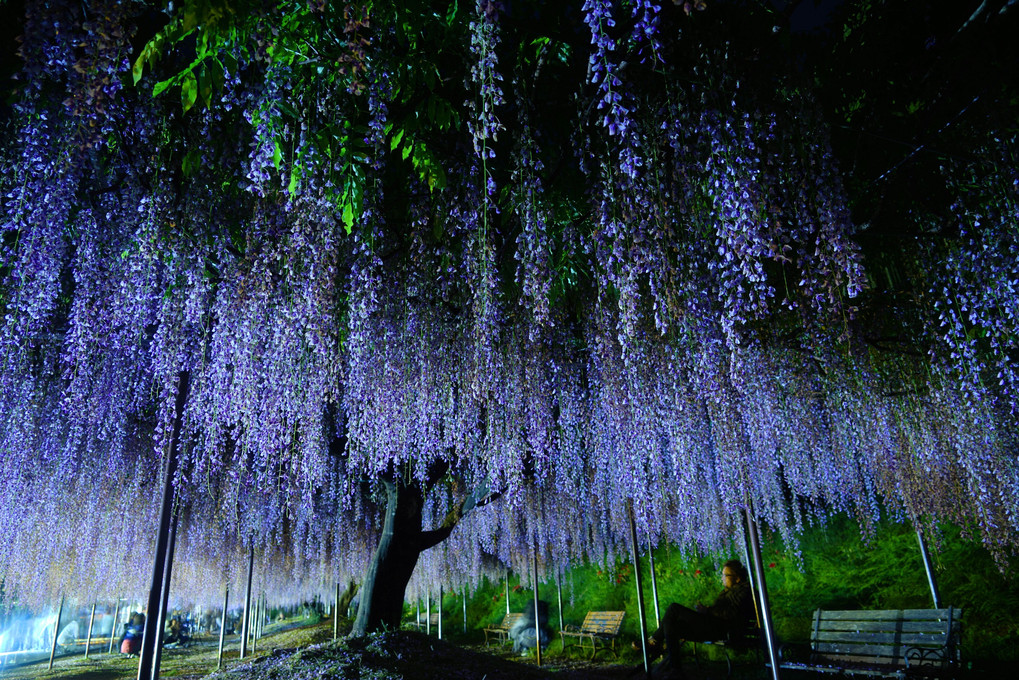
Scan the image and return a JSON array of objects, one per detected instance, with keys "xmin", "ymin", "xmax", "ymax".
[{"xmin": 351, "ymin": 477, "xmax": 462, "ymax": 636}]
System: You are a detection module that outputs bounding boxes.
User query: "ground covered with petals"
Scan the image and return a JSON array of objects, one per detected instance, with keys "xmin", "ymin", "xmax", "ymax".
[
  {"xmin": 1, "ymin": 621, "xmax": 644, "ymax": 680},
  {"xmin": 205, "ymin": 631, "xmax": 639, "ymax": 680}
]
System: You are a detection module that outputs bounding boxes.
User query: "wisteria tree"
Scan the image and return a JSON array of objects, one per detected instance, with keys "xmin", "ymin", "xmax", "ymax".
[{"xmin": 0, "ymin": 0, "xmax": 1016, "ymax": 635}]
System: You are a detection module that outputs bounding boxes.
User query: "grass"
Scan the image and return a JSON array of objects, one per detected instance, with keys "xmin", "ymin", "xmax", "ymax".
[
  {"xmin": 0, "ymin": 615, "xmax": 333, "ymax": 680},
  {"xmin": 428, "ymin": 513, "xmax": 1019, "ymax": 670}
]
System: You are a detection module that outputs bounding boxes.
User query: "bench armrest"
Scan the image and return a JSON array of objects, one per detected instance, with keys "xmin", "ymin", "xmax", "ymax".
[{"xmin": 905, "ymin": 646, "xmax": 952, "ymax": 670}]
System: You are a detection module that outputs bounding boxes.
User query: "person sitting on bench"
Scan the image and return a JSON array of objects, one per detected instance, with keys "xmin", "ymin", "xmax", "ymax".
[{"xmin": 636, "ymin": 559, "xmax": 755, "ymax": 664}]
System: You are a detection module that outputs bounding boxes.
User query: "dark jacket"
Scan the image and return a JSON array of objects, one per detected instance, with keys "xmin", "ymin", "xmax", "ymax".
[{"xmin": 706, "ymin": 580, "xmax": 755, "ymax": 635}]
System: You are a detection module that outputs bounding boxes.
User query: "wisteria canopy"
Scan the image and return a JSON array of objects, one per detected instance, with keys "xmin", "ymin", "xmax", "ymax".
[{"xmin": 0, "ymin": 0, "xmax": 1016, "ymax": 618}]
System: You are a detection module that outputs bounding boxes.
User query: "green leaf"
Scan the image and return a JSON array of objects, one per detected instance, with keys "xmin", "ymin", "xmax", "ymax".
[
  {"xmin": 272, "ymin": 140, "xmax": 283, "ymax": 171},
  {"xmin": 181, "ymin": 71, "xmax": 198, "ymax": 112},
  {"xmin": 342, "ymin": 200, "xmax": 355, "ymax": 233},
  {"xmin": 153, "ymin": 76, "xmax": 177, "ymax": 98},
  {"xmin": 132, "ymin": 50, "xmax": 148, "ymax": 86},
  {"xmin": 390, "ymin": 128, "xmax": 405, "ymax": 151},
  {"xmin": 197, "ymin": 63, "xmax": 214, "ymax": 108}
]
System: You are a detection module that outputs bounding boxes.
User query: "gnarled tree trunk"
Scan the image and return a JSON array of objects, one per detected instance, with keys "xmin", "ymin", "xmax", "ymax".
[{"xmin": 351, "ymin": 477, "xmax": 461, "ymax": 636}]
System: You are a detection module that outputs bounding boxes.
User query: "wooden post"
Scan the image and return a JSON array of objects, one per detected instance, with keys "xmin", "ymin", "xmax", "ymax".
[
  {"xmin": 48, "ymin": 594, "xmax": 64, "ymax": 670},
  {"xmin": 425, "ymin": 592, "xmax": 431, "ymax": 636},
  {"xmin": 137, "ymin": 371, "xmax": 189, "ymax": 680},
  {"xmin": 217, "ymin": 585, "xmax": 229, "ymax": 669},
  {"xmin": 745, "ymin": 508, "xmax": 781, "ymax": 680},
  {"xmin": 108, "ymin": 599, "xmax": 123, "ymax": 654},
  {"xmin": 462, "ymin": 586, "xmax": 468, "ymax": 634},
  {"xmin": 239, "ymin": 546, "xmax": 254, "ymax": 659},
  {"xmin": 627, "ymin": 500, "xmax": 651, "ymax": 679},
  {"xmin": 505, "ymin": 570, "xmax": 510, "ymax": 615},
  {"xmin": 84, "ymin": 601, "xmax": 97, "ymax": 659},
  {"xmin": 438, "ymin": 586, "xmax": 443, "ymax": 640},
  {"xmin": 532, "ymin": 548, "xmax": 542, "ymax": 667}
]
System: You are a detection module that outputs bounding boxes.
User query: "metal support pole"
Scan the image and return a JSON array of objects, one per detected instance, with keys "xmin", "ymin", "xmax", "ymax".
[
  {"xmin": 152, "ymin": 509, "xmax": 180, "ymax": 680},
  {"xmin": 240, "ymin": 546, "xmax": 254, "ymax": 659},
  {"xmin": 425, "ymin": 593, "xmax": 431, "ymax": 636},
  {"xmin": 648, "ymin": 545, "xmax": 661, "ymax": 628},
  {"xmin": 916, "ymin": 530, "xmax": 942, "ymax": 609},
  {"xmin": 438, "ymin": 586, "xmax": 443, "ymax": 640},
  {"xmin": 137, "ymin": 371, "xmax": 189, "ymax": 680},
  {"xmin": 505, "ymin": 570, "xmax": 510, "ymax": 615},
  {"xmin": 84, "ymin": 601, "xmax": 97, "ymax": 659},
  {"xmin": 217, "ymin": 585, "xmax": 229, "ymax": 669},
  {"xmin": 463, "ymin": 587, "xmax": 468, "ymax": 634},
  {"xmin": 532, "ymin": 548, "xmax": 542, "ymax": 666},
  {"xmin": 627, "ymin": 500, "xmax": 651, "ymax": 679},
  {"xmin": 109, "ymin": 599, "xmax": 123, "ymax": 654},
  {"xmin": 333, "ymin": 582, "xmax": 340, "ymax": 640},
  {"xmin": 48, "ymin": 594, "xmax": 64, "ymax": 670},
  {"xmin": 250, "ymin": 596, "xmax": 259, "ymax": 653},
  {"xmin": 745, "ymin": 508, "xmax": 781, "ymax": 680},
  {"xmin": 556, "ymin": 574, "xmax": 564, "ymax": 632},
  {"xmin": 740, "ymin": 516, "xmax": 762, "ymax": 629}
]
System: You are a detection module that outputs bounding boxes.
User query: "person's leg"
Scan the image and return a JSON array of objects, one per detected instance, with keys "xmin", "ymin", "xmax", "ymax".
[{"xmin": 660, "ymin": 604, "xmax": 728, "ymax": 652}]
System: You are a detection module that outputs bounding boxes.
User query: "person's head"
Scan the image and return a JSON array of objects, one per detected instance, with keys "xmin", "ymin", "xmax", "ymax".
[
  {"xmin": 132, "ymin": 612, "xmax": 145, "ymax": 626},
  {"xmin": 722, "ymin": 559, "xmax": 748, "ymax": 586}
]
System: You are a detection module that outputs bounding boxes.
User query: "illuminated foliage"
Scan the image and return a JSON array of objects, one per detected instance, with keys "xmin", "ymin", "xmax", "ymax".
[{"xmin": 0, "ymin": 0, "xmax": 1015, "ymax": 615}]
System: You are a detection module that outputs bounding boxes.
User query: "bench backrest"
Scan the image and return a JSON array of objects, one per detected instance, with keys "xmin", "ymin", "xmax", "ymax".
[
  {"xmin": 501, "ymin": 612, "xmax": 524, "ymax": 630},
  {"xmin": 810, "ymin": 607, "xmax": 962, "ymax": 669},
  {"xmin": 580, "ymin": 610, "xmax": 625, "ymax": 635},
  {"xmin": 416, "ymin": 612, "xmax": 440, "ymax": 625}
]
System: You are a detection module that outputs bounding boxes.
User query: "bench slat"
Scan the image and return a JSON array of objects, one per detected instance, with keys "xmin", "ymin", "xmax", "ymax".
[
  {"xmin": 818, "ymin": 608, "xmax": 956, "ymax": 620},
  {"xmin": 818, "ymin": 620, "xmax": 950, "ymax": 634},
  {"xmin": 815, "ymin": 631, "xmax": 955, "ymax": 646}
]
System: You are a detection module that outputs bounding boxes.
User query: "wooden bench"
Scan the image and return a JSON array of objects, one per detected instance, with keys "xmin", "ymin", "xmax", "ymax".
[
  {"xmin": 407, "ymin": 612, "xmax": 440, "ymax": 632},
  {"xmin": 482, "ymin": 612, "xmax": 524, "ymax": 646},
  {"xmin": 559, "ymin": 610, "xmax": 626, "ymax": 659},
  {"xmin": 778, "ymin": 607, "xmax": 962, "ymax": 678}
]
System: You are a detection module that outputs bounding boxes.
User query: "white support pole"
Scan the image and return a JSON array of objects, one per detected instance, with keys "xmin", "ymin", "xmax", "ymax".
[
  {"xmin": 532, "ymin": 548, "xmax": 542, "ymax": 667},
  {"xmin": 48, "ymin": 594, "xmax": 64, "ymax": 670},
  {"xmin": 217, "ymin": 585, "xmax": 229, "ymax": 669},
  {"xmin": 84, "ymin": 601, "xmax": 97, "ymax": 659},
  {"xmin": 745, "ymin": 508, "xmax": 781, "ymax": 680},
  {"xmin": 108, "ymin": 599, "xmax": 123, "ymax": 655}
]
